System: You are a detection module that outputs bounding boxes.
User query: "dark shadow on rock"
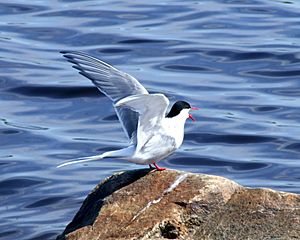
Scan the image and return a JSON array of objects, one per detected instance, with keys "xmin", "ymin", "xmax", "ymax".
[{"xmin": 57, "ymin": 168, "xmax": 152, "ymax": 240}]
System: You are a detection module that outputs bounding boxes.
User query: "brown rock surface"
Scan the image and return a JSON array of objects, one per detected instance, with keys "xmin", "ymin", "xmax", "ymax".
[{"xmin": 57, "ymin": 169, "xmax": 300, "ymax": 240}]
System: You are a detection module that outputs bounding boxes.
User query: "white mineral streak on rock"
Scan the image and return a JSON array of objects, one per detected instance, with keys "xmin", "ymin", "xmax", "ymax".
[
  {"xmin": 131, "ymin": 173, "xmax": 189, "ymax": 222},
  {"xmin": 166, "ymin": 172, "xmax": 189, "ymax": 193}
]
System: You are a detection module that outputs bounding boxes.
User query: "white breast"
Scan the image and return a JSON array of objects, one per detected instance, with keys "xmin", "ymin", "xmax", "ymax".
[{"xmin": 161, "ymin": 109, "xmax": 189, "ymax": 148}]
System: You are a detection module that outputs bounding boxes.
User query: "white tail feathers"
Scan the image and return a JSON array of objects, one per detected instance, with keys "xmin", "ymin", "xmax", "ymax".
[
  {"xmin": 56, "ymin": 154, "xmax": 105, "ymax": 168},
  {"xmin": 56, "ymin": 146, "xmax": 135, "ymax": 168}
]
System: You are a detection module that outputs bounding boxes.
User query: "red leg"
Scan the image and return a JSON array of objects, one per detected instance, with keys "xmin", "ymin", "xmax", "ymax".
[{"xmin": 153, "ymin": 162, "xmax": 166, "ymax": 171}]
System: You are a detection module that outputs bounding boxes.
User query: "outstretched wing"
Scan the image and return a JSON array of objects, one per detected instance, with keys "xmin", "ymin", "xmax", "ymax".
[
  {"xmin": 61, "ymin": 51, "xmax": 148, "ymax": 141},
  {"xmin": 116, "ymin": 94, "xmax": 169, "ymax": 152}
]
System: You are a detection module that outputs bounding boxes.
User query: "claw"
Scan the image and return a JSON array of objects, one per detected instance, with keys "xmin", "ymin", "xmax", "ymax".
[{"xmin": 153, "ymin": 162, "xmax": 166, "ymax": 171}]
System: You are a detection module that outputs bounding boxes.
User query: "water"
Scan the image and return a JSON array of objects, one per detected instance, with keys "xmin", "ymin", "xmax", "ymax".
[{"xmin": 1, "ymin": 0, "xmax": 300, "ymax": 239}]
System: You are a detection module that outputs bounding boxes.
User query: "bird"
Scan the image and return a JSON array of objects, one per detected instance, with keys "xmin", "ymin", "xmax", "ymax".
[{"xmin": 57, "ymin": 51, "xmax": 198, "ymax": 171}]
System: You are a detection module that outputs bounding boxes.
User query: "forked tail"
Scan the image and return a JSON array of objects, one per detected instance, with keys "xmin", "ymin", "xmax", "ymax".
[
  {"xmin": 57, "ymin": 154, "xmax": 105, "ymax": 168},
  {"xmin": 56, "ymin": 146, "xmax": 135, "ymax": 168}
]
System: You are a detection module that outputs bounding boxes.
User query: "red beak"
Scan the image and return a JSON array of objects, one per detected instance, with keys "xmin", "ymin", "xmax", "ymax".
[{"xmin": 189, "ymin": 106, "xmax": 199, "ymax": 122}]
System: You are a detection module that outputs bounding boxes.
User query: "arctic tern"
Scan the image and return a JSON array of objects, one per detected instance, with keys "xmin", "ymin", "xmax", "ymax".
[{"xmin": 57, "ymin": 51, "xmax": 198, "ymax": 171}]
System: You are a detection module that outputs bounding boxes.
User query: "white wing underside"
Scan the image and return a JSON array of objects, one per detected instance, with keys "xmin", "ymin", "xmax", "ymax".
[
  {"xmin": 61, "ymin": 51, "xmax": 149, "ymax": 143},
  {"xmin": 116, "ymin": 94, "xmax": 169, "ymax": 153}
]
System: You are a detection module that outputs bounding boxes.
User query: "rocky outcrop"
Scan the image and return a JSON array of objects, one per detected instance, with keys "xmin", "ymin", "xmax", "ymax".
[{"xmin": 57, "ymin": 169, "xmax": 300, "ymax": 240}]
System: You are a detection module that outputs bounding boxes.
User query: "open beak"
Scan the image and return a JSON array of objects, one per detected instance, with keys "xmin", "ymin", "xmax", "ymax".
[
  {"xmin": 188, "ymin": 107, "xmax": 199, "ymax": 122},
  {"xmin": 188, "ymin": 114, "xmax": 196, "ymax": 121}
]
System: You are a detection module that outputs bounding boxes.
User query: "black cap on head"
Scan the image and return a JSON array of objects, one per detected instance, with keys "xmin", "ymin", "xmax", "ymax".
[{"xmin": 166, "ymin": 101, "xmax": 191, "ymax": 118}]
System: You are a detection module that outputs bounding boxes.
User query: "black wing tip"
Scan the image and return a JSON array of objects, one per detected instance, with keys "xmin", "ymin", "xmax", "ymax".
[
  {"xmin": 60, "ymin": 51, "xmax": 114, "ymax": 70},
  {"xmin": 60, "ymin": 50, "xmax": 90, "ymax": 56},
  {"xmin": 72, "ymin": 65, "xmax": 82, "ymax": 71},
  {"xmin": 60, "ymin": 50, "xmax": 95, "ymax": 61},
  {"xmin": 78, "ymin": 71, "xmax": 94, "ymax": 80},
  {"xmin": 60, "ymin": 50, "xmax": 73, "ymax": 60},
  {"xmin": 60, "ymin": 50, "xmax": 81, "ymax": 58},
  {"xmin": 67, "ymin": 59, "xmax": 80, "ymax": 65},
  {"xmin": 60, "ymin": 50, "xmax": 81, "ymax": 54},
  {"xmin": 60, "ymin": 50, "xmax": 76, "ymax": 56}
]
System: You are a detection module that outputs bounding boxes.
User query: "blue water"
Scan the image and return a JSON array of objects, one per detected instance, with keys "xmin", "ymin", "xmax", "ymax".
[{"xmin": 1, "ymin": 0, "xmax": 300, "ymax": 239}]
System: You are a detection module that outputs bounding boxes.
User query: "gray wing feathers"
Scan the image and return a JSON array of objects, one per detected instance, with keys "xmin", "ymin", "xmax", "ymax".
[
  {"xmin": 61, "ymin": 51, "xmax": 148, "ymax": 141},
  {"xmin": 61, "ymin": 51, "xmax": 148, "ymax": 102},
  {"xmin": 114, "ymin": 107, "xmax": 139, "ymax": 143}
]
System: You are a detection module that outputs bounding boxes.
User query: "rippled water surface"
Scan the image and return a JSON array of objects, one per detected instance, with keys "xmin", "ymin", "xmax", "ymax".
[{"xmin": 1, "ymin": 0, "xmax": 300, "ymax": 239}]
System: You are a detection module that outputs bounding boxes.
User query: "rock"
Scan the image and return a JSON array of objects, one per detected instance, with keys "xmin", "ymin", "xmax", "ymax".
[{"xmin": 57, "ymin": 169, "xmax": 300, "ymax": 240}]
